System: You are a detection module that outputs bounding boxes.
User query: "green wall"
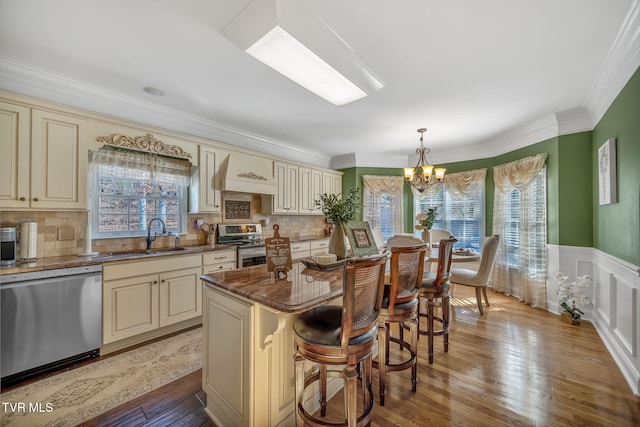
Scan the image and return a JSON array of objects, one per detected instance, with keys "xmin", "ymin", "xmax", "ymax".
[
  {"xmin": 340, "ymin": 66, "xmax": 639, "ymax": 267},
  {"xmin": 592, "ymin": 66, "xmax": 640, "ymax": 266}
]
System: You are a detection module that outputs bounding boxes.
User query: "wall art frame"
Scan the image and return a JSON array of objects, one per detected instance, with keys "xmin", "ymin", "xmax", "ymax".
[{"xmin": 598, "ymin": 138, "xmax": 617, "ymax": 205}]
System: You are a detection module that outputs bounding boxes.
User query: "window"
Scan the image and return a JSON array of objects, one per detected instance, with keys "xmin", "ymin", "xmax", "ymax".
[
  {"xmin": 503, "ymin": 168, "xmax": 546, "ymax": 269},
  {"xmin": 491, "ymin": 153, "xmax": 547, "ymax": 307},
  {"xmin": 90, "ymin": 148, "xmax": 190, "ymax": 238},
  {"xmin": 362, "ymin": 175, "xmax": 404, "ymax": 243},
  {"xmin": 413, "ymin": 169, "xmax": 486, "ymax": 251}
]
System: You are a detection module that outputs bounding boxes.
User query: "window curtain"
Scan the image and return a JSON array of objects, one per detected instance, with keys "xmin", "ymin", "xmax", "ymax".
[
  {"xmin": 443, "ymin": 168, "xmax": 486, "ymax": 200},
  {"xmin": 89, "ymin": 147, "xmax": 191, "ymax": 186},
  {"xmin": 362, "ymin": 175, "xmax": 404, "ymax": 241},
  {"xmin": 492, "ymin": 153, "xmax": 547, "ymax": 308}
]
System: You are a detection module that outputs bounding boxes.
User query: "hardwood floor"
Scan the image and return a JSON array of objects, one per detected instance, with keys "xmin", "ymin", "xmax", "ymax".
[{"xmin": 47, "ymin": 287, "xmax": 640, "ymax": 426}]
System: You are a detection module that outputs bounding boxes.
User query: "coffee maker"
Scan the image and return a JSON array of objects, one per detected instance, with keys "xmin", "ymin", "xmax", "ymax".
[{"xmin": 1, "ymin": 227, "xmax": 17, "ymax": 265}]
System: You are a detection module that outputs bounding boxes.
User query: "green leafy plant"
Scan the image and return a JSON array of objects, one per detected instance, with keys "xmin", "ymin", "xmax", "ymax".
[
  {"xmin": 315, "ymin": 187, "xmax": 360, "ymax": 224},
  {"xmin": 415, "ymin": 207, "xmax": 438, "ymax": 230}
]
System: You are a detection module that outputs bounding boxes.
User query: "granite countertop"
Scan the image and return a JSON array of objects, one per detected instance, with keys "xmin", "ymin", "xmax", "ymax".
[
  {"xmin": 201, "ymin": 262, "xmax": 344, "ymax": 313},
  {"xmin": 0, "ymin": 244, "xmax": 236, "ymax": 275}
]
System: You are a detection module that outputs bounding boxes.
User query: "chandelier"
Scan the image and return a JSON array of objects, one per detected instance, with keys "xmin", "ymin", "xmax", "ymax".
[{"xmin": 403, "ymin": 128, "xmax": 446, "ymax": 193}]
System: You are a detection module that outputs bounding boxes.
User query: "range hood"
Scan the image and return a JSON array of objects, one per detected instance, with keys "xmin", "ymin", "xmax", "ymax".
[{"xmin": 222, "ymin": 152, "xmax": 277, "ymax": 195}]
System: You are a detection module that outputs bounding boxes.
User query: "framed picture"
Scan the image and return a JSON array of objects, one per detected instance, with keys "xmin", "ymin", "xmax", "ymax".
[
  {"xmin": 598, "ymin": 138, "xmax": 617, "ymax": 205},
  {"xmin": 341, "ymin": 221, "xmax": 379, "ymax": 258}
]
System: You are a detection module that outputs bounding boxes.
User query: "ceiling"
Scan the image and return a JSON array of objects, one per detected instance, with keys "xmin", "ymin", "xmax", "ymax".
[{"xmin": 0, "ymin": 0, "xmax": 637, "ymax": 169}]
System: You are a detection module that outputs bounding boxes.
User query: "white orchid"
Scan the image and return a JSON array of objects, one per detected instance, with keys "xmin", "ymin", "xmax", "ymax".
[{"xmin": 555, "ymin": 272, "xmax": 593, "ymax": 319}]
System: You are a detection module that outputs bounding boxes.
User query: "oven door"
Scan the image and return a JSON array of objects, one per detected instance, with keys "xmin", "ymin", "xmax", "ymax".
[{"xmin": 238, "ymin": 247, "xmax": 267, "ymax": 268}]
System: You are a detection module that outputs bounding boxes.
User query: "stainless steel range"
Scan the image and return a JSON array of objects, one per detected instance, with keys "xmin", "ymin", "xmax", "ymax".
[{"xmin": 217, "ymin": 223, "xmax": 266, "ymax": 268}]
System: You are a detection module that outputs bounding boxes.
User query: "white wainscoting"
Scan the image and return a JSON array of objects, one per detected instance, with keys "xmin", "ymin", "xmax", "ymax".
[{"xmin": 547, "ymin": 244, "xmax": 640, "ymax": 396}]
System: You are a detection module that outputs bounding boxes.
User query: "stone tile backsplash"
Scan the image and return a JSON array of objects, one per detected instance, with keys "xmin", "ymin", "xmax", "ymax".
[{"xmin": 1, "ymin": 210, "xmax": 327, "ymax": 259}]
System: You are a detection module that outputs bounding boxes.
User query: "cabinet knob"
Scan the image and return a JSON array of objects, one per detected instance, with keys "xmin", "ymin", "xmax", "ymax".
[
  {"xmin": 153, "ymin": 280, "xmax": 158, "ymax": 284},
  {"xmin": 33, "ymin": 197, "xmax": 39, "ymax": 202},
  {"xmin": 19, "ymin": 197, "xmax": 26, "ymax": 201},
  {"xmin": 161, "ymin": 279, "xmax": 165, "ymax": 283}
]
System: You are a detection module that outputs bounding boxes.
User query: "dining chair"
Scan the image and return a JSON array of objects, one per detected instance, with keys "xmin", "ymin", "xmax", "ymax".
[
  {"xmin": 417, "ymin": 236, "xmax": 457, "ymax": 364},
  {"xmin": 373, "ymin": 239, "xmax": 426, "ymax": 406},
  {"xmin": 429, "ymin": 229, "xmax": 454, "ymax": 244},
  {"xmin": 293, "ymin": 253, "xmax": 388, "ymax": 427},
  {"xmin": 450, "ymin": 234, "xmax": 500, "ymax": 315}
]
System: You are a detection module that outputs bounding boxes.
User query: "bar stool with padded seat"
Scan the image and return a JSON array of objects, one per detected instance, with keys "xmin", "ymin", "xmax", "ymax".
[
  {"xmin": 417, "ymin": 237, "xmax": 456, "ymax": 364},
  {"xmin": 293, "ymin": 254, "xmax": 387, "ymax": 427},
  {"xmin": 372, "ymin": 239, "xmax": 426, "ymax": 406}
]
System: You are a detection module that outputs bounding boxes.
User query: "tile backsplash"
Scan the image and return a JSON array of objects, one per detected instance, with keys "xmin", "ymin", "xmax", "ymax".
[{"xmin": 0, "ymin": 209, "xmax": 327, "ymax": 259}]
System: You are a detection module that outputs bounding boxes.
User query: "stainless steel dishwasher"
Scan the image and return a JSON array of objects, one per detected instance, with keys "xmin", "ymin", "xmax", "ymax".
[{"xmin": 1, "ymin": 264, "xmax": 102, "ymax": 385}]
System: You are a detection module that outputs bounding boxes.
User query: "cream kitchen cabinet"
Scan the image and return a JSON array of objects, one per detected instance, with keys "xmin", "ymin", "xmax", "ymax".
[
  {"xmin": 272, "ymin": 161, "xmax": 299, "ymax": 213},
  {"xmin": 290, "ymin": 241, "xmax": 311, "ymax": 260},
  {"xmin": 323, "ymin": 171, "xmax": 343, "ymax": 196},
  {"xmin": 299, "ymin": 166, "xmax": 323, "ymax": 214},
  {"xmin": 102, "ymin": 254, "xmax": 202, "ymax": 344},
  {"xmin": 0, "ymin": 103, "xmax": 87, "ymax": 209},
  {"xmin": 202, "ymin": 249, "xmax": 237, "ymax": 273},
  {"xmin": 310, "ymin": 238, "xmax": 330, "ymax": 255},
  {"xmin": 190, "ymin": 145, "xmax": 224, "ymax": 213}
]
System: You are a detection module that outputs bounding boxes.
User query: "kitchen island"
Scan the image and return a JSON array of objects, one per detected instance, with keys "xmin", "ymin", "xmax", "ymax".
[{"xmin": 200, "ymin": 262, "xmax": 346, "ymax": 427}]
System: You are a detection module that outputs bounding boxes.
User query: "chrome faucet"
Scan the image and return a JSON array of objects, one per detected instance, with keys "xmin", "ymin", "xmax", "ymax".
[{"xmin": 146, "ymin": 217, "xmax": 166, "ymax": 250}]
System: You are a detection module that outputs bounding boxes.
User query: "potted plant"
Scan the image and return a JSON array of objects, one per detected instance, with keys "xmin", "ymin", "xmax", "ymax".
[
  {"xmin": 315, "ymin": 187, "xmax": 360, "ymax": 259},
  {"xmin": 555, "ymin": 272, "xmax": 593, "ymax": 325},
  {"xmin": 414, "ymin": 207, "xmax": 438, "ymax": 245}
]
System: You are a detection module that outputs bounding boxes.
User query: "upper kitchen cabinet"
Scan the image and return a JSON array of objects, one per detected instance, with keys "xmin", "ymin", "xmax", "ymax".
[
  {"xmin": 0, "ymin": 102, "xmax": 88, "ymax": 210},
  {"xmin": 323, "ymin": 172, "xmax": 343, "ymax": 197},
  {"xmin": 190, "ymin": 145, "xmax": 225, "ymax": 213},
  {"xmin": 272, "ymin": 161, "xmax": 299, "ymax": 214},
  {"xmin": 299, "ymin": 166, "xmax": 323, "ymax": 214},
  {"xmin": 264, "ymin": 161, "xmax": 343, "ymax": 215}
]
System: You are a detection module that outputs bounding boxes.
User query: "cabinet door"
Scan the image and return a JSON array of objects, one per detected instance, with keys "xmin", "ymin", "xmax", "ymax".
[
  {"xmin": 203, "ymin": 286, "xmax": 252, "ymax": 427},
  {"xmin": 0, "ymin": 102, "xmax": 30, "ymax": 208},
  {"xmin": 298, "ymin": 167, "xmax": 313, "ymax": 213},
  {"xmin": 31, "ymin": 109, "xmax": 87, "ymax": 209},
  {"xmin": 159, "ymin": 267, "xmax": 202, "ymax": 327},
  {"xmin": 273, "ymin": 161, "xmax": 298, "ymax": 213},
  {"xmin": 103, "ymin": 274, "xmax": 159, "ymax": 344},
  {"xmin": 311, "ymin": 169, "xmax": 323, "ymax": 213},
  {"xmin": 198, "ymin": 145, "xmax": 222, "ymax": 212},
  {"xmin": 300, "ymin": 167, "xmax": 323, "ymax": 214},
  {"xmin": 323, "ymin": 172, "xmax": 342, "ymax": 196}
]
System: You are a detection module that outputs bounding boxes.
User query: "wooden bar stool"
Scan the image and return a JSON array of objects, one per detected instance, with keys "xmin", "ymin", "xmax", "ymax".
[
  {"xmin": 293, "ymin": 254, "xmax": 387, "ymax": 427},
  {"xmin": 373, "ymin": 240, "xmax": 426, "ymax": 406},
  {"xmin": 417, "ymin": 237, "xmax": 456, "ymax": 364}
]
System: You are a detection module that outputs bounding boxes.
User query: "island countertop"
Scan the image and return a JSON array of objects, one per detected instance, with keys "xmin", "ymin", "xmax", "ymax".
[{"xmin": 201, "ymin": 262, "xmax": 345, "ymax": 313}]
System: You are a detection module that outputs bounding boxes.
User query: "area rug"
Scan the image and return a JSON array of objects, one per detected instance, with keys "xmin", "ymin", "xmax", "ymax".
[{"xmin": 0, "ymin": 327, "xmax": 202, "ymax": 427}]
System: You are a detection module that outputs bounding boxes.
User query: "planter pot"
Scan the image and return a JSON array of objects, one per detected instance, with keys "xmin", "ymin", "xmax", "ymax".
[
  {"xmin": 421, "ymin": 229, "xmax": 431, "ymax": 248},
  {"xmin": 328, "ymin": 224, "xmax": 347, "ymax": 260},
  {"xmin": 560, "ymin": 311, "xmax": 581, "ymax": 325}
]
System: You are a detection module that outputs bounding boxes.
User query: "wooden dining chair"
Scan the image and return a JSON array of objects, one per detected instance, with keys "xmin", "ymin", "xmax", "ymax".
[
  {"xmin": 373, "ymin": 239, "xmax": 426, "ymax": 406},
  {"xmin": 450, "ymin": 234, "xmax": 500, "ymax": 314},
  {"xmin": 293, "ymin": 253, "xmax": 388, "ymax": 427},
  {"xmin": 417, "ymin": 237, "xmax": 457, "ymax": 364}
]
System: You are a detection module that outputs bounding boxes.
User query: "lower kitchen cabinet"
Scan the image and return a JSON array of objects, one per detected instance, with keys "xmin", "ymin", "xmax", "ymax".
[
  {"xmin": 102, "ymin": 254, "xmax": 202, "ymax": 345},
  {"xmin": 202, "ymin": 249, "xmax": 237, "ymax": 273}
]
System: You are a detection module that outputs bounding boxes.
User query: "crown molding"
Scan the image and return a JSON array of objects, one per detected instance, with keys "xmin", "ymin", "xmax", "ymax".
[
  {"xmin": 583, "ymin": 0, "xmax": 640, "ymax": 124},
  {"xmin": 0, "ymin": 57, "xmax": 333, "ymax": 169}
]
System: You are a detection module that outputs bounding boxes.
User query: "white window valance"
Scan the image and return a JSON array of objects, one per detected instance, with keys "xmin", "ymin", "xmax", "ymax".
[
  {"xmin": 90, "ymin": 147, "xmax": 191, "ymax": 186},
  {"xmin": 493, "ymin": 153, "xmax": 547, "ymax": 192},
  {"xmin": 443, "ymin": 168, "xmax": 487, "ymax": 200},
  {"xmin": 361, "ymin": 175, "xmax": 404, "ymax": 195}
]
